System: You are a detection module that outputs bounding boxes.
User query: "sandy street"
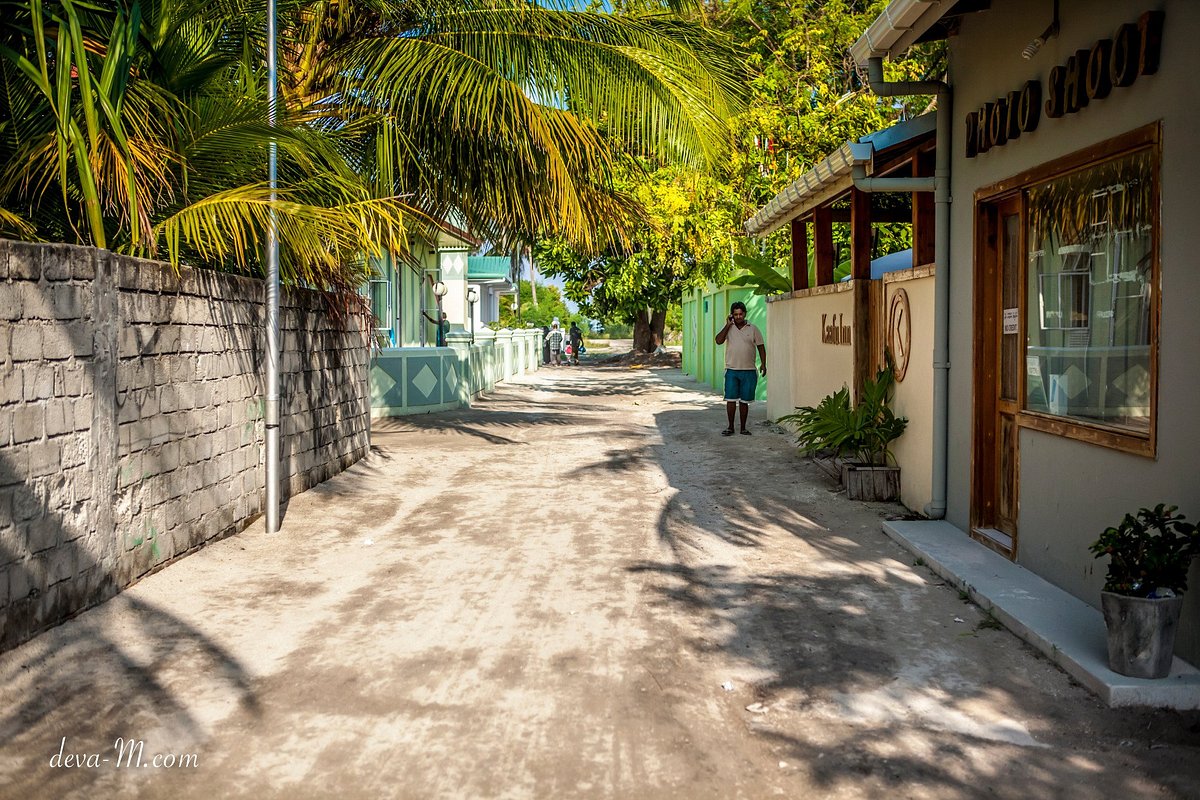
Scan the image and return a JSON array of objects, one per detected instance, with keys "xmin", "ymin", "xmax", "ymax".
[{"xmin": 0, "ymin": 365, "xmax": 1197, "ymax": 799}]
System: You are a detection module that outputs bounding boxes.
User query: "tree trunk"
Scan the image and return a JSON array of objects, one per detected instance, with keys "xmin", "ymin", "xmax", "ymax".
[
  {"xmin": 510, "ymin": 252, "xmax": 521, "ymax": 324},
  {"xmin": 632, "ymin": 308, "xmax": 667, "ymax": 353},
  {"xmin": 528, "ymin": 247, "xmax": 538, "ymax": 308}
]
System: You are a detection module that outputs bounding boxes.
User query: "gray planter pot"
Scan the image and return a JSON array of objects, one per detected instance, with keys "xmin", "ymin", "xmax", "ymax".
[{"xmin": 1100, "ymin": 591, "xmax": 1184, "ymax": 679}]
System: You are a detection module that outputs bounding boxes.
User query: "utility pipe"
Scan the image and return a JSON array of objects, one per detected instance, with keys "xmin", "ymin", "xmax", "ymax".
[
  {"xmin": 850, "ymin": 167, "xmax": 934, "ymax": 194},
  {"xmin": 865, "ymin": 57, "xmax": 951, "ymax": 520},
  {"xmin": 265, "ymin": 0, "xmax": 281, "ymax": 533}
]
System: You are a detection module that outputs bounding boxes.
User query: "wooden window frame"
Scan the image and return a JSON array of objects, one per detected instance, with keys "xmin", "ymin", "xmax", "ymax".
[{"xmin": 974, "ymin": 122, "xmax": 1161, "ymax": 458}]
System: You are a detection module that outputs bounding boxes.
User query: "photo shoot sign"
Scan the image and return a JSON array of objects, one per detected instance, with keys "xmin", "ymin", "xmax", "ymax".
[{"xmin": 965, "ymin": 10, "xmax": 1163, "ymax": 158}]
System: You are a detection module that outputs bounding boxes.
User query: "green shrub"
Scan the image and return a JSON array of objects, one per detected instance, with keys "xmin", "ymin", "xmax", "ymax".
[
  {"xmin": 778, "ymin": 365, "xmax": 907, "ymax": 465},
  {"xmin": 1089, "ymin": 505, "xmax": 1200, "ymax": 597}
]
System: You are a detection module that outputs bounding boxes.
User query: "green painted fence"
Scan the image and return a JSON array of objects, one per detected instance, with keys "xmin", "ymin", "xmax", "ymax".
[{"xmin": 681, "ymin": 285, "xmax": 767, "ymax": 402}]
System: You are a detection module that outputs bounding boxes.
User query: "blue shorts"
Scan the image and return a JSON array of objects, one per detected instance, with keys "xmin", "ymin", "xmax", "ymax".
[{"xmin": 724, "ymin": 369, "xmax": 758, "ymax": 403}]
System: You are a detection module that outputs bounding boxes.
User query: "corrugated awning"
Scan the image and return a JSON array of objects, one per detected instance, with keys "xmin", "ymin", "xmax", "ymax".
[
  {"xmin": 467, "ymin": 256, "xmax": 513, "ymax": 282},
  {"xmin": 744, "ymin": 112, "xmax": 938, "ymax": 239},
  {"xmin": 849, "ymin": 0, "xmax": 960, "ymax": 65}
]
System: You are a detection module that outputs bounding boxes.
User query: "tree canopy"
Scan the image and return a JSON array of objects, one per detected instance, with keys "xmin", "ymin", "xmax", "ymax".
[
  {"xmin": 493, "ymin": 280, "xmax": 585, "ymax": 331},
  {"xmin": 537, "ymin": 0, "xmax": 944, "ymax": 349},
  {"xmin": 0, "ymin": 0, "xmax": 748, "ymax": 292}
]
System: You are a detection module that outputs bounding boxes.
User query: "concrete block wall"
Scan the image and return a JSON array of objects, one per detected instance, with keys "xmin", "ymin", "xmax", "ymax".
[{"xmin": 0, "ymin": 239, "xmax": 370, "ymax": 650}]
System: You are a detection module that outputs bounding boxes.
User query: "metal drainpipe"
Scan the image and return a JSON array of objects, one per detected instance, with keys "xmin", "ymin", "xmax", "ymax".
[
  {"xmin": 864, "ymin": 57, "xmax": 951, "ymax": 520},
  {"xmin": 851, "ymin": 168, "xmax": 934, "ymax": 194},
  {"xmin": 265, "ymin": 0, "xmax": 281, "ymax": 533}
]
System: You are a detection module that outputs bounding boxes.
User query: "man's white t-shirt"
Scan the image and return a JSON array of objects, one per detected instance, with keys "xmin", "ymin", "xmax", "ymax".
[{"xmin": 724, "ymin": 323, "xmax": 763, "ymax": 370}]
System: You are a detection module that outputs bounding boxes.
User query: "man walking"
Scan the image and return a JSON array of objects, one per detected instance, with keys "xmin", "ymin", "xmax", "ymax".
[
  {"xmin": 545, "ymin": 319, "xmax": 565, "ymax": 366},
  {"xmin": 714, "ymin": 301, "xmax": 766, "ymax": 436},
  {"xmin": 567, "ymin": 322, "xmax": 584, "ymax": 365}
]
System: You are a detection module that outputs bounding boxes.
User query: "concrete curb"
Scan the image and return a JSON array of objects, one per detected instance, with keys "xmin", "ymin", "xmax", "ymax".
[{"xmin": 883, "ymin": 520, "xmax": 1200, "ymax": 710}]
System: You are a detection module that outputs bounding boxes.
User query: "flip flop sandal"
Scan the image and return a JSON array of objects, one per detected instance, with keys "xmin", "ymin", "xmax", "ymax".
[
  {"xmin": 721, "ymin": 429, "xmax": 734, "ymax": 436},
  {"xmin": 740, "ymin": 430, "xmax": 752, "ymax": 435}
]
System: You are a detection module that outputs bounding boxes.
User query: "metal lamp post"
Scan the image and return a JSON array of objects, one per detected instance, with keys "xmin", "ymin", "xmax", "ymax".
[
  {"xmin": 466, "ymin": 286, "xmax": 478, "ymax": 344},
  {"xmin": 432, "ymin": 280, "xmax": 448, "ymax": 346},
  {"xmin": 265, "ymin": 0, "xmax": 281, "ymax": 533}
]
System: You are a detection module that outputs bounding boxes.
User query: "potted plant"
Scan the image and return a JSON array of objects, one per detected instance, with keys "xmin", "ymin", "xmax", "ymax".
[
  {"xmin": 778, "ymin": 366, "xmax": 908, "ymax": 501},
  {"xmin": 1089, "ymin": 504, "xmax": 1200, "ymax": 678}
]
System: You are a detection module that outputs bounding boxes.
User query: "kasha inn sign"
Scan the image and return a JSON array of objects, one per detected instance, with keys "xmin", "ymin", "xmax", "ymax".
[
  {"xmin": 822, "ymin": 313, "xmax": 852, "ymax": 345},
  {"xmin": 965, "ymin": 10, "xmax": 1163, "ymax": 158}
]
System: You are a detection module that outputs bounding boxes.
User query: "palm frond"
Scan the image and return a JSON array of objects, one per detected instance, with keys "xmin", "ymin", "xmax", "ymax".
[{"xmin": 150, "ymin": 178, "xmax": 411, "ymax": 284}]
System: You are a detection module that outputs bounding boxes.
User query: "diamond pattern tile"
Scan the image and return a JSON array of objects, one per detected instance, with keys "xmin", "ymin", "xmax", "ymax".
[
  {"xmin": 412, "ymin": 364, "xmax": 438, "ymax": 399},
  {"xmin": 372, "ymin": 364, "xmax": 396, "ymax": 397}
]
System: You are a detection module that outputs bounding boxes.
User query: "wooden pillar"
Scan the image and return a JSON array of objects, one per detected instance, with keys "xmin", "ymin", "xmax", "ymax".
[
  {"xmin": 850, "ymin": 187, "xmax": 873, "ymax": 401},
  {"xmin": 850, "ymin": 186, "xmax": 872, "ymax": 281},
  {"xmin": 813, "ymin": 205, "xmax": 835, "ymax": 287},
  {"xmin": 790, "ymin": 218, "xmax": 808, "ymax": 291},
  {"xmin": 913, "ymin": 150, "xmax": 936, "ymax": 267}
]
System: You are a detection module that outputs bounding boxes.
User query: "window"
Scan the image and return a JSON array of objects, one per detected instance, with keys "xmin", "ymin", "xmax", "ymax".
[
  {"xmin": 368, "ymin": 278, "xmax": 393, "ymax": 346},
  {"xmin": 1024, "ymin": 148, "xmax": 1155, "ymax": 438}
]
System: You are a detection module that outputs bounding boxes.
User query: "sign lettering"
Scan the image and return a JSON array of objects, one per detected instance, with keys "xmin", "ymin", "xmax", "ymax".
[
  {"xmin": 821, "ymin": 313, "xmax": 852, "ymax": 345},
  {"xmin": 966, "ymin": 10, "xmax": 1163, "ymax": 158}
]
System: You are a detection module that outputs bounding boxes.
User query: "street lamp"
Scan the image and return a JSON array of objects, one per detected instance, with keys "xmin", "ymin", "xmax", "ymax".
[
  {"xmin": 432, "ymin": 280, "xmax": 448, "ymax": 346},
  {"xmin": 466, "ymin": 286, "xmax": 478, "ymax": 344},
  {"xmin": 264, "ymin": 0, "xmax": 281, "ymax": 533}
]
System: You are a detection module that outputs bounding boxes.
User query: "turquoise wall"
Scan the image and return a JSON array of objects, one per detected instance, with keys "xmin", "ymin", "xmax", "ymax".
[
  {"xmin": 370, "ymin": 330, "xmax": 543, "ymax": 417},
  {"xmin": 681, "ymin": 285, "xmax": 767, "ymax": 402}
]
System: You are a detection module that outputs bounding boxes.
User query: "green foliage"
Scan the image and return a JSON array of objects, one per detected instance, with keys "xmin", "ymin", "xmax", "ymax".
[
  {"xmin": 1089, "ymin": 505, "xmax": 1200, "ymax": 598},
  {"xmin": 778, "ymin": 365, "xmax": 907, "ymax": 465},
  {"xmin": 727, "ymin": 253, "xmax": 792, "ymax": 295},
  {"xmin": 0, "ymin": 0, "xmax": 408, "ymax": 290},
  {"xmin": 663, "ymin": 303, "xmax": 683, "ymax": 342},
  {"xmin": 535, "ymin": 163, "xmax": 740, "ymax": 329},
  {"xmin": 593, "ymin": 321, "xmax": 633, "ymax": 338},
  {"xmin": 545, "ymin": 0, "xmax": 943, "ymax": 327},
  {"xmin": 975, "ymin": 611, "xmax": 1004, "ymax": 632},
  {"xmin": 494, "ymin": 280, "xmax": 586, "ymax": 330},
  {"xmin": 0, "ymin": 0, "xmax": 747, "ymax": 290}
]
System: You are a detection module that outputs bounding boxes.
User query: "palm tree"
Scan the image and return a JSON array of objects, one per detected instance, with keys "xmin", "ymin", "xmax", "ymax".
[
  {"xmin": 0, "ymin": 0, "xmax": 746, "ymax": 289},
  {"xmin": 0, "ymin": 0, "xmax": 409, "ymax": 290}
]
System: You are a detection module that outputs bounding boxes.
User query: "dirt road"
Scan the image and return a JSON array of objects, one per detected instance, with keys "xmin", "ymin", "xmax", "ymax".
[{"xmin": 1, "ymin": 366, "xmax": 1197, "ymax": 799}]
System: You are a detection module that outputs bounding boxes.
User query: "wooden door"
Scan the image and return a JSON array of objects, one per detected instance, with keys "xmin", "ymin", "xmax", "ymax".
[{"xmin": 972, "ymin": 195, "xmax": 1021, "ymax": 557}]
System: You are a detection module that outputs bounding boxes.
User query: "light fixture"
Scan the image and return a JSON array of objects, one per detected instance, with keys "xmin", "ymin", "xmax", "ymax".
[
  {"xmin": 465, "ymin": 287, "xmax": 478, "ymax": 344},
  {"xmin": 1022, "ymin": 0, "xmax": 1059, "ymax": 60},
  {"xmin": 432, "ymin": 280, "xmax": 448, "ymax": 298}
]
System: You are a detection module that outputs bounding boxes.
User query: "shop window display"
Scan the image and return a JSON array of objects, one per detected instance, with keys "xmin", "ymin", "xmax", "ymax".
[{"xmin": 1025, "ymin": 149, "xmax": 1154, "ymax": 435}]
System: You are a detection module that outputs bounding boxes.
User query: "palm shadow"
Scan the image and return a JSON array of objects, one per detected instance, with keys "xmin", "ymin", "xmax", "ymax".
[{"xmin": 625, "ymin": 399, "xmax": 1200, "ymax": 798}]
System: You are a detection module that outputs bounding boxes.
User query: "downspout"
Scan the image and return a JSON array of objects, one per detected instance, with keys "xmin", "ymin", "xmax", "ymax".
[{"xmin": 861, "ymin": 57, "xmax": 951, "ymax": 520}]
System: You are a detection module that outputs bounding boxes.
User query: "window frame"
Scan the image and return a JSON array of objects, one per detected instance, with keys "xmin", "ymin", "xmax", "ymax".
[
  {"xmin": 367, "ymin": 277, "xmax": 394, "ymax": 346},
  {"xmin": 974, "ymin": 123, "xmax": 1160, "ymax": 458}
]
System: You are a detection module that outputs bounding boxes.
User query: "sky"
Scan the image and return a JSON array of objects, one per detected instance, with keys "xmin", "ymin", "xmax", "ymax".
[
  {"xmin": 482, "ymin": 247, "xmax": 580, "ymax": 313},
  {"xmin": 528, "ymin": 257, "xmax": 579, "ymax": 313}
]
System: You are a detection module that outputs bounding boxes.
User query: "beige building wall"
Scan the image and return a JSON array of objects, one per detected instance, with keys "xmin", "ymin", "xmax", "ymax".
[
  {"xmin": 765, "ymin": 297, "xmax": 795, "ymax": 421},
  {"xmin": 946, "ymin": 0, "xmax": 1200, "ymax": 662},
  {"xmin": 885, "ymin": 271, "xmax": 935, "ymax": 515},
  {"xmin": 764, "ymin": 284, "xmax": 856, "ymax": 422}
]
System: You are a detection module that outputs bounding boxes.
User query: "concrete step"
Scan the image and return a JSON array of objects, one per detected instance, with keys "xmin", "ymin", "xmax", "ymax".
[{"xmin": 883, "ymin": 520, "xmax": 1200, "ymax": 710}]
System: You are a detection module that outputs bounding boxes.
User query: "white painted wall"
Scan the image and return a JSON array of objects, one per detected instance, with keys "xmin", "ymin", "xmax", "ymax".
[
  {"xmin": 439, "ymin": 249, "xmax": 469, "ymax": 328},
  {"xmin": 886, "ymin": 272, "xmax": 935, "ymax": 515}
]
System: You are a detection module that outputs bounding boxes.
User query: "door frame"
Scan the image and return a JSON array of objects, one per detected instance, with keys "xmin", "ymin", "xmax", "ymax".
[{"xmin": 971, "ymin": 192, "xmax": 1023, "ymax": 559}]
